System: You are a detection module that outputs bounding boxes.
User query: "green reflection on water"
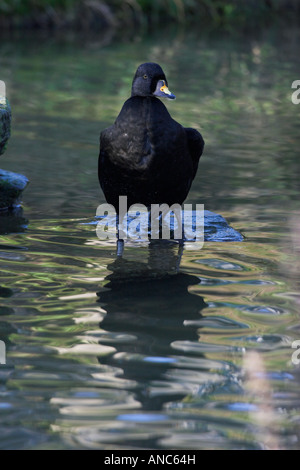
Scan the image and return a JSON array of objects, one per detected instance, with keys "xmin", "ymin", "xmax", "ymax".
[{"xmin": 0, "ymin": 27, "xmax": 300, "ymax": 449}]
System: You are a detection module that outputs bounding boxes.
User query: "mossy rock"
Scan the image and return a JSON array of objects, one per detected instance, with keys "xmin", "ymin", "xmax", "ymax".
[
  {"xmin": 0, "ymin": 99, "xmax": 11, "ymax": 156},
  {"xmin": 0, "ymin": 169, "xmax": 29, "ymax": 210}
]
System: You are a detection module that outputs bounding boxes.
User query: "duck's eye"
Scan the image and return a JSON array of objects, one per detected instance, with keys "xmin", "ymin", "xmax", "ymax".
[{"xmin": 143, "ymin": 74, "xmax": 148, "ymax": 79}]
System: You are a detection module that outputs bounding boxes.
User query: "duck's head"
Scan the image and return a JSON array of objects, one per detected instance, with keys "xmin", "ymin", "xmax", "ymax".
[{"xmin": 131, "ymin": 62, "xmax": 176, "ymax": 100}]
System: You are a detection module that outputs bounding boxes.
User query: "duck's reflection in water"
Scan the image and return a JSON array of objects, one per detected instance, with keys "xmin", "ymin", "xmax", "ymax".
[{"xmin": 96, "ymin": 241, "xmax": 207, "ymax": 411}]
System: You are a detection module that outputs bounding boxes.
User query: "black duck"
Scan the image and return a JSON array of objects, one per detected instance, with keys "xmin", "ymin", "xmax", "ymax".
[{"xmin": 99, "ymin": 62, "xmax": 204, "ymax": 211}]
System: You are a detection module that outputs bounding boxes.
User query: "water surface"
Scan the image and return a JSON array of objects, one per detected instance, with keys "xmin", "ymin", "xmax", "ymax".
[{"xmin": 0, "ymin": 27, "xmax": 300, "ymax": 450}]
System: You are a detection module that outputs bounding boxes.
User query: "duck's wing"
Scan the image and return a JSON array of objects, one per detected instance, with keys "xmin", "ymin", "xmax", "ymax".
[
  {"xmin": 185, "ymin": 127, "xmax": 205, "ymax": 180},
  {"xmin": 100, "ymin": 126, "xmax": 153, "ymax": 173}
]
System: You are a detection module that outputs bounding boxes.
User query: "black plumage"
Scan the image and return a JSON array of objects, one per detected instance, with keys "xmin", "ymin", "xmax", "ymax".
[{"xmin": 98, "ymin": 63, "xmax": 204, "ymax": 210}]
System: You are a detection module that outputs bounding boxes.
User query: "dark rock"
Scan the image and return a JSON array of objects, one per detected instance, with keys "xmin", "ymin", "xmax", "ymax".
[
  {"xmin": 0, "ymin": 94, "xmax": 29, "ymax": 212},
  {"xmin": 204, "ymin": 210, "xmax": 244, "ymax": 242},
  {"xmin": 0, "ymin": 169, "xmax": 29, "ymax": 210}
]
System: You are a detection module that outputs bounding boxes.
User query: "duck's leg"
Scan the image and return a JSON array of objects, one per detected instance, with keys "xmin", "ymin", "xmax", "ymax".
[
  {"xmin": 116, "ymin": 238, "xmax": 124, "ymax": 257},
  {"xmin": 175, "ymin": 240, "xmax": 184, "ymax": 270},
  {"xmin": 116, "ymin": 213, "xmax": 125, "ymax": 257}
]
